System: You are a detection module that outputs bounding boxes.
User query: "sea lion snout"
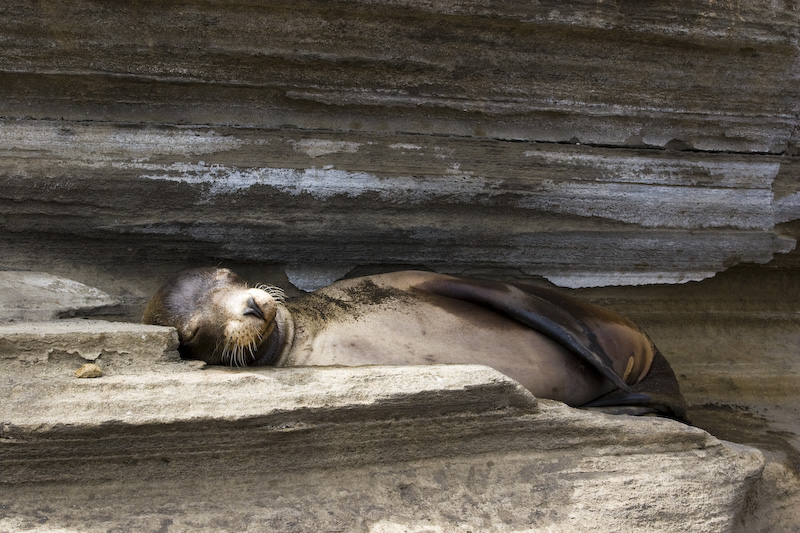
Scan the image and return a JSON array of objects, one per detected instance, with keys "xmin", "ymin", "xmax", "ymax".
[
  {"xmin": 209, "ymin": 286, "xmax": 280, "ymax": 367},
  {"xmin": 212, "ymin": 287, "xmax": 277, "ymax": 324},
  {"xmin": 244, "ymin": 296, "xmax": 265, "ymax": 320}
]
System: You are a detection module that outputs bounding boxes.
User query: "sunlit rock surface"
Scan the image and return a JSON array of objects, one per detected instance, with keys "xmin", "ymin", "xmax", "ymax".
[
  {"xmin": 0, "ymin": 343, "xmax": 764, "ymax": 532},
  {"xmin": 1, "ymin": 270, "xmax": 798, "ymax": 531},
  {"xmin": 0, "ymin": 271, "xmax": 119, "ymax": 321}
]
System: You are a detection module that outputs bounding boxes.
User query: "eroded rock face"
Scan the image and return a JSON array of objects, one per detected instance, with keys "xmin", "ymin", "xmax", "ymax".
[
  {"xmin": 0, "ymin": 320, "xmax": 179, "ymax": 373},
  {"xmin": 0, "ymin": 1, "xmax": 797, "ymax": 288},
  {"xmin": 0, "ymin": 0, "xmax": 798, "ymax": 528},
  {"xmin": 0, "ymin": 269, "xmax": 797, "ymax": 530},
  {"xmin": 0, "ymin": 353, "xmax": 765, "ymax": 532},
  {"xmin": 0, "ymin": 271, "xmax": 120, "ymax": 321},
  {"xmin": 1, "ymin": 122, "xmax": 796, "ymax": 291}
]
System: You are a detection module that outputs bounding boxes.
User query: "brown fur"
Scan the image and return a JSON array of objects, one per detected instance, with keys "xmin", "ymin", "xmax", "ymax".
[{"xmin": 144, "ymin": 267, "xmax": 686, "ymax": 418}]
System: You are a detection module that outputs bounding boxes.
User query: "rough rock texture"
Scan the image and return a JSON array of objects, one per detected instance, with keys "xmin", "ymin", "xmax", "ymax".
[
  {"xmin": 0, "ymin": 320, "xmax": 179, "ymax": 374},
  {"xmin": 0, "ymin": 1, "xmax": 798, "ymax": 288},
  {"xmin": 0, "ymin": 350, "xmax": 764, "ymax": 532},
  {"xmin": 0, "ymin": 271, "xmax": 119, "ymax": 321},
  {"xmin": 1, "ymin": 1, "xmax": 799, "ymax": 530},
  {"xmin": 1, "ymin": 271, "xmax": 798, "ymax": 531},
  {"xmin": 585, "ymin": 266, "xmax": 800, "ymax": 533}
]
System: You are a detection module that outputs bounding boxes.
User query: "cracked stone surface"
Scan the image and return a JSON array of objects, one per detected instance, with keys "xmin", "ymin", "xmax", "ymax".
[{"xmin": 0, "ymin": 269, "xmax": 798, "ymax": 531}]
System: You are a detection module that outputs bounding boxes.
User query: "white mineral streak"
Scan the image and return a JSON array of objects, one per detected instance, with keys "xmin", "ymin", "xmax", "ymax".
[
  {"xmin": 137, "ymin": 156, "xmax": 791, "ymax": 232},
  {"xmin": 139, "ymin": 162, "xmax": 496, "ymax": 203},
  {"xmin": 0, "ymin": 122, "xmax": 243, "ymax": 161},
  {"xmin": 523, "ymin": 151, "xmax": 778, "ymax": 188},
  {"xmin": 542, "ymin": 270, "xmax": 718, "ymax": 289},
  {"xmin": 389, "ymin": 143, "xmax": 423, "ymax": 151}
]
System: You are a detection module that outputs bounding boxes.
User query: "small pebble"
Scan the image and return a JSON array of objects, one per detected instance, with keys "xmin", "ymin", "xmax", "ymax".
[{"xmin": 75, "ymin": 363, "xmax": 103, "ymax": 378}]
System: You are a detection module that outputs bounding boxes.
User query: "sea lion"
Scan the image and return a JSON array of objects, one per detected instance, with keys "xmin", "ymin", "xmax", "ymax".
[{"xmin": 143, "ymin": 267, "xmax": 686, "ymax": 419}]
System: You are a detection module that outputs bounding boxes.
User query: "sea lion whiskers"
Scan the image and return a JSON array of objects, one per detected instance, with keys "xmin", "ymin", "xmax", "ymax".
[
  {"xmin": 227, "ymin": 341, "xmax": 244, "ymax": 367},
  {"xmin": 220, "ymin": 336, "xmax": 234, "ymax": 366},
  {"xmin": 221, "ymin": 334, "xmax": 245, "ymax": 368},
  {"xmin": 236, "ymin": 344, "xmax": 246, "ymax": 367},
  {"xmin": 214, "ymin": 335, "xmax": 226, "ymax": 362},
  {"xmin": 246, "ymin": 339, "xmax": 258, "ymax": 366},
  {"xmin": 220, "ymin": 327, "xmax": 265, "ymax": 367},
  {"xmin": 253, "ymin": 283, "xmax": 286, "ymax": 303},
  {"xmin": 237, "ymin": 336, "xmax": 251, "ymax": 367}
]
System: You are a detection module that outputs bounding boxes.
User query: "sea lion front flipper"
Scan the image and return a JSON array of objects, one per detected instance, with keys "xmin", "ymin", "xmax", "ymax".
[
  {"xmin": 417, "ymin": 276, "xmax": 632, "ymax": 393},
  {"xmin": 581, "ymin": 349, "xmax": 688, "ymax": 421}
]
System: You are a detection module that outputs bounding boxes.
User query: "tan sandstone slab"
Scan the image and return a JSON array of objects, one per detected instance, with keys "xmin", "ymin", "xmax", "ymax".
[
  {"xmin": 0, "ymin": 320, "xmax": 180, "ymax": 374},
  {"xmin": 0, "ymin": 359, "xmax": 764, "ymax": 532}
]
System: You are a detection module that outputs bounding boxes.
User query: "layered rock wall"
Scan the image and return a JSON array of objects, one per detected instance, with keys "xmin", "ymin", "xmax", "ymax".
[
  {"xmin": 0, "ymin": 337, "xmax": 765, "ymax": 532},
  {"xmin": 1, "ymin": 2, "xmax": 799, "ymax": 531},
  {"xmin": 1, "ymin": 1, "xmax": 798, "ymax": 288}
]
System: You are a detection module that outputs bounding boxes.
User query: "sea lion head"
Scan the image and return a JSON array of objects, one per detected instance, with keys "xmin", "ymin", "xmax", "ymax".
[{"xmin": 143, "ymin": 267, "xmax": 286, "ymax": 366}]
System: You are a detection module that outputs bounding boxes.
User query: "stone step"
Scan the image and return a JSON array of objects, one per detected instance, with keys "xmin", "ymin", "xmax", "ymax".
[
  {"xmin": 0, "ymin": 293, "xmax": 778, "ymax": 531},
  {"xmin": 0, "ymin": 356, "xmax": 763, "ymax": 532},
  {"xmin": 0, "ymin": 319, "xmax": 179, "ymax": 377}
]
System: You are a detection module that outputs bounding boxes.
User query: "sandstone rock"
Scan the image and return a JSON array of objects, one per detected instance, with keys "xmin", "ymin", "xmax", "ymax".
[
  {"xmin": 1, "ymin": 123, "xmax": 795, "ymax": 289},
  {"xmin": 0, "ymin": 363, "xmax": 764, "ymax": 532},
  {"xmin": 596, "ymin": 266, "xmax": 800, "ymax": 533},
  {"xmin": 0, "ymin": 2, "xmax": 796, "ymax": 152},
  {"xmin": 0, "ymin": 1, "xmax": 797, "ymax": 287},
  {"xmin": 0, "ymin": 1, "xmax": 797, "ymax": 529},
  {"xmin": 0, "ymin": 271, "xmax": 120, "ymax": 321},
  {"xmin": 0, "ymin": 320, "xmax": 180, "ymax": 373}
]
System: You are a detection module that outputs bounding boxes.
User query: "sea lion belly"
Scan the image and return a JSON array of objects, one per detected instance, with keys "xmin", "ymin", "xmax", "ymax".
[{"xmin": 283, "ymin": 281, "xmax": 614, "ymax": 406}]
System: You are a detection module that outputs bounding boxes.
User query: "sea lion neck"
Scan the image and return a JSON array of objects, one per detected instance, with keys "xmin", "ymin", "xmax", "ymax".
[
  {"xmin": 271, "ymin": 298, "xmax": 329, "ymax": 367},
  {"xmin": 251, "ymin": 304, "xmax": 295, "ymax": 366}
]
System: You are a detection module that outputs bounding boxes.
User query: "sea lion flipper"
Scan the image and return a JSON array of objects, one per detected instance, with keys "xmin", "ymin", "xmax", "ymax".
[
  {"xmin": 417, "ymin": 276, "xmax": 632, "ymax": 393},
  {"xmin": 581, "ymin": 350, "xmax": 688, "ymax": 421}
]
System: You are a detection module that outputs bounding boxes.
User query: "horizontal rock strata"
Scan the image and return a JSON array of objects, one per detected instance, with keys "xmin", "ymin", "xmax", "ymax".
[
  {"xmin": 1, "ymin": 0, "xmax": 799, "ymax": 529},
  {"xmin": 1, "ymin": 121, "xmax": 796, "ymax": 288},
  {"xmin": 1, "ymin": 1, "xmax": 797, "ymax": 152},
  {"xmin": 0, "ymin": 320, "xmax": 178, "ymax": 371},
  {"xmin": 0, "ymin": 349, "xmax": 764, "ymax": 532},
  {"xmin": 0, "ymin": 271, "xmax": 120, "ymax": 321},
  {"xmin": 1, "ymin": 0, "xmax": 798, "ymax": 287}
]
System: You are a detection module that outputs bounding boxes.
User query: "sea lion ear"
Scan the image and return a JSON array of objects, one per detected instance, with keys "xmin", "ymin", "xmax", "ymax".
[{"xmin": 416, "ymin": 276, "xmax": 632, "ymax": 394}]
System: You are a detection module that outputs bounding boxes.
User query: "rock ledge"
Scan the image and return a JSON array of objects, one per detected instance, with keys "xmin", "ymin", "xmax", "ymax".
[{"xmin": 1, "ymin": 330, "xmax": 764, "ymax": 532}]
